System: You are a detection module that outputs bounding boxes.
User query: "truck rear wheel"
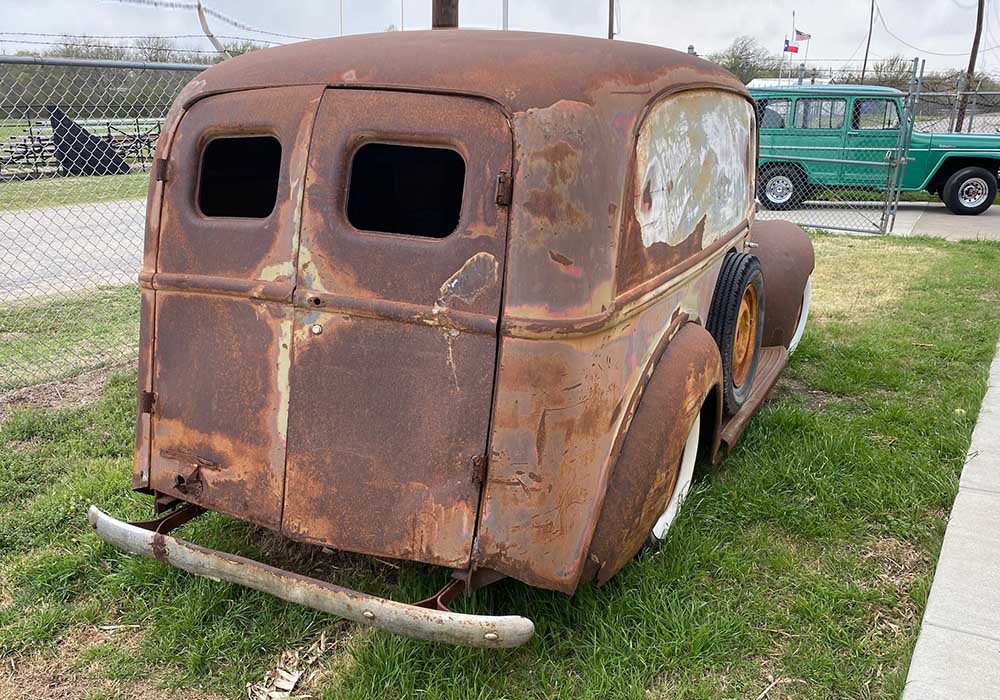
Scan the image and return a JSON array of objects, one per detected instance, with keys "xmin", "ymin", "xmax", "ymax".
[
  {"xmin": 942, "ymin": 166, "xmax": 997, "ymax": 215},
  {"xmin": 758, "ymin": 165, "xmax": 807, "ymax": 210},
  {"xmin": 708, "ymin": 252, "xmax": 765, "ymax": 416}
]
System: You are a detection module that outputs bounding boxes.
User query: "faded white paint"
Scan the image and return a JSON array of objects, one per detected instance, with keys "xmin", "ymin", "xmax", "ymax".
[{"xmin": 634, "ymin": 90, "xmax": 753, "ymax": 249}]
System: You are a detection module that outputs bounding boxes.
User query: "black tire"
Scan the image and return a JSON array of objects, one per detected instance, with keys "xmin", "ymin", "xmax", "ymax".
[
  {"xmin": 758, "ymin": 165, "xmax": 807, "ymax": 210},
  {"xmin": 707, "ymin": 252, "xmax": 766, "ymax": 416},
  {"xmin": 942, "ymin": 166, "xmax": 997, "ymax": 216}
]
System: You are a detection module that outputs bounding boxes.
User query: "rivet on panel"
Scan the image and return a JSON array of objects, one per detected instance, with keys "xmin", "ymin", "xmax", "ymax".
[{"xmin": 310, "ymin": 324, "xmax": 323, "ymax": 336}]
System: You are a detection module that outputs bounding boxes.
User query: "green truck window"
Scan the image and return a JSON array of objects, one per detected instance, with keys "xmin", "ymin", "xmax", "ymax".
[
  {"xmin": 852, "ymin": 98, "xmax": 900, "ymax": 130},
  {"xmin": 794, "ymin": 98, "xmax": 846, "ymax": 130},
  {"xmin": 756, "ymin": 98, "xmax": 790, "ymax": 129}
]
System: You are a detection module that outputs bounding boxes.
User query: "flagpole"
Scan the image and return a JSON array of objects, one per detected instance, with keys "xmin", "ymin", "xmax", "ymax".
[{"xmin": 790, "ymin": 10, "xmax": 795, "ymax": 83}]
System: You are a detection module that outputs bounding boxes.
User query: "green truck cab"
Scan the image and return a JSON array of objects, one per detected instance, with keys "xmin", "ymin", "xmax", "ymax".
[{"xmin": 751, "ymin": 84, "xmax": 1000, "ymax": 215}]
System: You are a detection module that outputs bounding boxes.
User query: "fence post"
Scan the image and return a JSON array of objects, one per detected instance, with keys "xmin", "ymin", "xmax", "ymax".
[{"xmin": 950, "ymin": 74, "xmax": 965, "ymax": 132}]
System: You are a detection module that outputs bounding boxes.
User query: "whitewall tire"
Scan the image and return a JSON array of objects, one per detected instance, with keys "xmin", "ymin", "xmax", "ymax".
[
  {"xmin": 787, "ymin": 275, "xmax": 812, "ymax": 354},
  {"xmin": 650, "ymin": 413, "xmax": 701, "ymax": 542}
]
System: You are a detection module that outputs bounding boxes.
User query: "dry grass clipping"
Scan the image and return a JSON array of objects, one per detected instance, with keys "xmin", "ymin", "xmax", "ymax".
[
  {"xmin": 0, "ymin": 625, "xmax": 224, "ymax": 700},
  {"xmin": 809, "ymin": 237, "xmax": 944, "ymax": 324}
]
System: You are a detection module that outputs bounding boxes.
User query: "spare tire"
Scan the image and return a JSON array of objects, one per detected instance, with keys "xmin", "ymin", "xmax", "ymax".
[{"xmin": 707, "ymin": 251, "xmax": 765, "ymax": 416}]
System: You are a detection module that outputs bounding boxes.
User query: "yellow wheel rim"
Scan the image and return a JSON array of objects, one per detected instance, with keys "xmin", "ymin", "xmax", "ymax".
[{"xmin": 732, "ymin": 283, "xmax": 759, "ymax": 388}]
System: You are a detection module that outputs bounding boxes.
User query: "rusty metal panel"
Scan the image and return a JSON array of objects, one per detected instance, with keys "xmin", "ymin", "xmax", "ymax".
[
  {"xmin": 584, "ymin": 322, "xmax": 723, "ymax": 585},
  {"xmin": 176, "ymin": 31, "xmax": 747, "ymax": 117},
  {"xmin": 148, "ymin": 293, "xmax": 294, "ymax": 529},
  {"xmin": 476, "ymin": 250, "xmax": 728, "ymax": 593},
  {"xmin": 281, "ymin": 313, "xmax": 494, "ymax": 568},
  {"xmin": 280, "ymin": 90, "xmax": 512, "ymax": 568},
  {"xmin": 501, "ymin": 100, "xmax": 623, "ymax": 322}
]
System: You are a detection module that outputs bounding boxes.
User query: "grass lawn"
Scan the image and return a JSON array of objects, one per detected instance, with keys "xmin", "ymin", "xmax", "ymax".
[
  {"xmin": 0, "ymin": 234, "xmax": 998, "ymax": 699},
  {"xmin": 0, "ymin": 285, "xmax": 140, "ymax": 392},
  {"xmin": 0, "ymin": 171, "xmax": 149, "ymax": 212}
]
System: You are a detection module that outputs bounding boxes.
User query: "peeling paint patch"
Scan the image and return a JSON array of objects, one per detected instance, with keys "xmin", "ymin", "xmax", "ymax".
[
  {"xmin": 436, "ymin": 252, "xmax": 499, "ymax": 309},
  {"xmin": 634, "ymin": 90, "xmax": 752, "ymax": 248}
]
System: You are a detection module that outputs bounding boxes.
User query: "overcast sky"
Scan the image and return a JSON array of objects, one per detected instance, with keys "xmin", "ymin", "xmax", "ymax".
[{"xmin": 1, "ymin": 0, "xmax": 997, "ymax": 74}]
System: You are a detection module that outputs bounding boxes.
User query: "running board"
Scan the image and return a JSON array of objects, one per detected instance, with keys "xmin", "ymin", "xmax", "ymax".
[{"xmin": 719, "ymin": 345, "xmax": 788, "ymax": 451}]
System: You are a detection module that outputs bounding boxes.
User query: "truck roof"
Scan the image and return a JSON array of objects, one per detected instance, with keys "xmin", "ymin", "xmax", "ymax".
[
  {"xmin": 749, "ymin": 84, "xmax": 904, "ymax": 97},
  {"xmin": 184, "ymin": 30, "xmax": 747, "ymax": 113}
]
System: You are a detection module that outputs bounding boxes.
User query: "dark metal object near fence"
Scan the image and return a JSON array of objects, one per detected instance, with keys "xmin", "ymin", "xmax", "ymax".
[
  {"xmin": 48, "ymin": 106, "xmax": 130, "ymax": 176},
  {"xmin": 81, "ymin": 31, "xmax": 815, "ymax": 646}
]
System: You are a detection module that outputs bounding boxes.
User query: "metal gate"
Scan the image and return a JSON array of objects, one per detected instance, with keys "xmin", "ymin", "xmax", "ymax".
[{"xmin": 754, "ymin": 58, "xmax": 922, "ymax": 235}]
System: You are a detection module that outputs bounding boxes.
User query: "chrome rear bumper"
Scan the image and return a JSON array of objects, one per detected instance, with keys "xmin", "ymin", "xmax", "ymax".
[{"xmin": 87, "ymin": 506, "xmax": 534, "ymax": 648}]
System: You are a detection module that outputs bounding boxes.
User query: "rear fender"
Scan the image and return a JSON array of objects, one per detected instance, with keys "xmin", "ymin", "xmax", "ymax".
[
  {"xmin": 582, "ymin": 322, "xmax": 723, "ymax": 585},
  {"xmin": 750, "ymin": 220, "xmax": 814, "ymax": 349}
]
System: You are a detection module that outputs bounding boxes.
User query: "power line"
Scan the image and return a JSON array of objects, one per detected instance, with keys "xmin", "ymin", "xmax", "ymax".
[
  {"xmin": 105, "ymin": 0, "xmax": 314, "ymax": 41},
  {"xmin": 875, "ymin": 0, "xmax": 1000, "ymax": 56}
]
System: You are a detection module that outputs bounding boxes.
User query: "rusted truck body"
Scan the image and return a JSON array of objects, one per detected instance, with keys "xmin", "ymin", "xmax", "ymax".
[{"xmin": 90, "ymin": 30, "xmax": 814, "ymax": 648}]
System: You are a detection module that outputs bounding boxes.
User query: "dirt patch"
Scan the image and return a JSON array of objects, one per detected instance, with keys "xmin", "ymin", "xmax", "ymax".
[
  {"xmin": 0, "ymin": 366, "xmax": 117, "ymax": 423},
  {"xmin": 773, "ymin": 375, "xmax": 837, "ymax": 411},
  {"xmin": 0, "ymin": 625, "xmax": 224, "ymax": 700},
  {"xmin": 809, "ymin": 237, "xmax": 944, "ymax": 324}
]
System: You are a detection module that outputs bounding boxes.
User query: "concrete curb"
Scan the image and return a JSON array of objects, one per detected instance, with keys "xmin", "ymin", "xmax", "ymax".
[{"xmin": 902, "ymin": 340, "xmax": 1000, "ymax": 699}]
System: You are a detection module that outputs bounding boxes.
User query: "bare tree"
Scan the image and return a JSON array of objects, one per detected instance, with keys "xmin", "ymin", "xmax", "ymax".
[
  {"xmin": 706, "ymin": 36, "xmax": 781, "ymax": 84},
  {"xmin": 133, "ymin": 36, "xmax": 180, "ymax": 64}
]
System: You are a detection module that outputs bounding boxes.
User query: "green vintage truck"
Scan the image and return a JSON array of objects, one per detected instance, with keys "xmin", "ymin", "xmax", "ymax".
[{"xmin": 751, "ymin": 84, "xmax": 1000, "ymax": 215}]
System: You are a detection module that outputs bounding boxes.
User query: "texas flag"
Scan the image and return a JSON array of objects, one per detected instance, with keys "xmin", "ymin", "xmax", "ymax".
[{"xmin": 783, "ymin": 37, "xmax": 799, "ymax": 53}]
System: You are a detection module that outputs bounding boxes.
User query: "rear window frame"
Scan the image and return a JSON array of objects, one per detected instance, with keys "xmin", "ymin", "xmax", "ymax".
[
  {"xmin": 343, "ymin": 138, "xmax": 468, "ymax": 242},
  {"xmin": 194, "ymin": 132, "xmax": 283, "ymax": 220}
]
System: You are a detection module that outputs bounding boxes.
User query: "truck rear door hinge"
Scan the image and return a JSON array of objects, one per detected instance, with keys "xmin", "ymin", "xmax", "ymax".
[
  {"xmin": 154, "ymin": 158, "xmax": 169, "ymax": 182},
  {"xmin": 139, "ymin": 390, "xmax": 157, "ymax": 415},
  {"xmin": 495, "ymin": 171, "xmax": 512, "ymax": 206}
]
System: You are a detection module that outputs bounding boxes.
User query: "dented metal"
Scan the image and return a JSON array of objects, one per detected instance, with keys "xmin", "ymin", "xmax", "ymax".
[{"xmin": 96, "ymin": 30, "xmax": 815, "ymax": 643}]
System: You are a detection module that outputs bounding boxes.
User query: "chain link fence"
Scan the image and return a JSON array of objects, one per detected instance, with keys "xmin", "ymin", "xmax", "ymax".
[
  {"xmin": 0, "ymin": 56, "xmax": 204, "ymax": 391},
  {"xmin": 753, "ymin": 89, "xmax": 912, "ymax": 234}
]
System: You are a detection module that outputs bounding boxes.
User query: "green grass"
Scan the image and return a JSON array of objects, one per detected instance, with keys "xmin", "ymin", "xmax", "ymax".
[
  {"xmin": 0, "ymin": 286, "xmax": 140, "ymax": 391},
  {"xmin": 0, "ymin": 172, "xmax": 149, "ymax": 212},
  {"xmin": 1, "ymin": 234, "xmax": 998, "ymax": 699}
]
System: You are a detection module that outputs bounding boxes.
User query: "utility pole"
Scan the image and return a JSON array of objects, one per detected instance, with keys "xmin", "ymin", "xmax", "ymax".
[
  {"xmin": 608, "ymin": 0, "xmax": 614, "ymax": 39},
  {"xmin": 432, "ymin": 0, "xmax": 459, "ymax": 28},
  {"xmin": 955, "ymin": 0, "xmax": 985, "ymax": 132},
  {"xmin": 860, "ymin": 0, "xmax": 874, "ymax": 84},
  {"xmin": 502, "ymin": 0, "xmax": 508, "ymax": 30}
]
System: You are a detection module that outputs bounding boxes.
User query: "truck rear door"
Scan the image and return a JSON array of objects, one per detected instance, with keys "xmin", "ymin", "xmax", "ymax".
[
  {"xmin": 280, "ymin": 90, "xmax": 512, "ymax": 569},
  {"xmin": 147, "ymin": 86, "xmax": 324, "ymax": 529}
]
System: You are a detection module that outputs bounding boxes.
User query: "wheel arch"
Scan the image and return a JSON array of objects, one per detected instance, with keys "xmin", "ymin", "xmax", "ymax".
[
  {"xmin": 581, "ymin": 321, "xmax": 723, "ymax": 586},
  {"xmin": 749, "ymin": 219, "xmax": 815, "ymax": 349},
  {"xmin": 924, "ymin": 155, "xmax": 1000, "ymax": 193}
]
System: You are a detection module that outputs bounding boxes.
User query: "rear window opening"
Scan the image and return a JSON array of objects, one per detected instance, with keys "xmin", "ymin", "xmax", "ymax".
[
  {"xmin": 198, "ymin": 135, "xmax": 281, "ymax": 218},
  {"xmin": 347, "ymin": 142, "xmax": 465, "ymax": 238}
]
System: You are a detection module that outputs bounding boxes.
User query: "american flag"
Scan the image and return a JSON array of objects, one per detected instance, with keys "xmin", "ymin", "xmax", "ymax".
[{"xmin": 795, "ymin": 28, "xmax": 812, "ymax": 41}]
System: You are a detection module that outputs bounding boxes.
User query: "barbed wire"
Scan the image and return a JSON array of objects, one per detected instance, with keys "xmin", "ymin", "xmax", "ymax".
[
  {"xmin": 105, "ymin": 0, "xmax": 314, "ymax": 41},
  {"xmin": 2, "ymin": 38, "xmax": 242, "ymax": 54},
  {"xmin": 0, "ymin": 31, "xmax": 283, "ymax": 44}
]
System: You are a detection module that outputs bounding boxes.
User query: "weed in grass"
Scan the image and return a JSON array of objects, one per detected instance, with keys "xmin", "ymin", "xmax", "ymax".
[{"xmin": 0, "ymin": 233, "xmax": 997, "ymax": 699}]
